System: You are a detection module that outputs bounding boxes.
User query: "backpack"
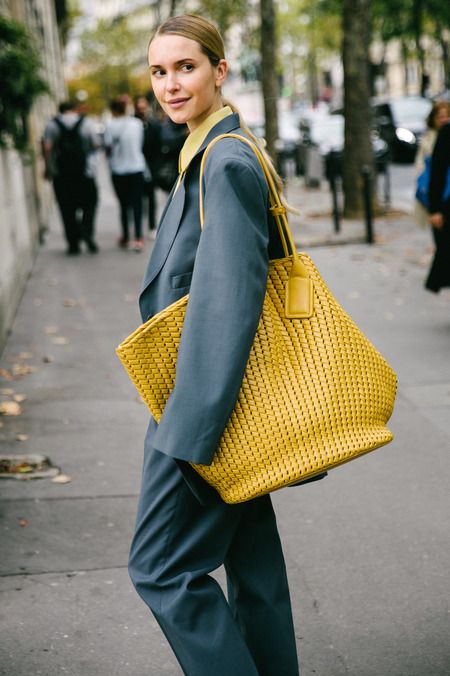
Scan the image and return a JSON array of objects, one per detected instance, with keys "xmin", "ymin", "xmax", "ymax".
[
  {"xmin": 416, "ymin": 154, "xmax": 450, "ymax": 210},
  {"xmin": 54, "ymin": 116, "xmax": 87, "ymax": 179}
]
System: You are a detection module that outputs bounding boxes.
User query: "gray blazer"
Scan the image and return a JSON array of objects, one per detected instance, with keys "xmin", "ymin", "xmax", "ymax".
[{"xmin": 139, "ymin": 113, "xmax": 284, "ymax": 467}]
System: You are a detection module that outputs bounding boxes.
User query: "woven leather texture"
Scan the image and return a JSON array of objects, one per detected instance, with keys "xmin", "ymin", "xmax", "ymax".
[
  {"xmin": 117, "ymin": 133, "xmax": 396, "ymax": 503},
  {"xmin": 116, "ymin": 251, "xmax": 397, "ymax": 504}
]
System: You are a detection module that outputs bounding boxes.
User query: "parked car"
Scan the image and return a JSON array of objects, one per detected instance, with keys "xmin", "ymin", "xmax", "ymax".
[
  {"xmin": 371, "ymin": 96, "xmax": 432, "ymax": 162},
  {"xmin": 297, "ymin": 112, "xmax": 389, "ymax": 180}
]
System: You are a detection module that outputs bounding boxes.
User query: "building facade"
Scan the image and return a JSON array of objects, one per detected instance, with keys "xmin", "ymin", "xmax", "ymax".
[{"xmin": 0, "ymin": 0, "xmax": 65, "ymax": 351}]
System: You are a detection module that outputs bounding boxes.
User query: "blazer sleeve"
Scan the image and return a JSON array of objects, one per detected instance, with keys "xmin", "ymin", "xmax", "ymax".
[
  {"xmin": 429, "ymin": 124, "xmax": 450, "ymax": 214},
  {"xmin": 152, "ymin": 142, "xmax": 270, "ymax": 464}
]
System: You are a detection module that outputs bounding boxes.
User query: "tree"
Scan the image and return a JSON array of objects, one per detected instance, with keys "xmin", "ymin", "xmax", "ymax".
[
  {"xmin": 0, "ymin": 16, "xmax": 49, "ymax": 151},
  {"xmin": 260, "ymin": 0, "xmax": 279, "ymax": 159},
  {"xmin": 342, "ymin": 0, "xmax": 374, "ymax": 217}
]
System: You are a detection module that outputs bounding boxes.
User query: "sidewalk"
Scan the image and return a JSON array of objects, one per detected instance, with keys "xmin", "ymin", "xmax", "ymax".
[{"xmin": 1, "ymin": 161, "xmax": 450, "ymax": 676}]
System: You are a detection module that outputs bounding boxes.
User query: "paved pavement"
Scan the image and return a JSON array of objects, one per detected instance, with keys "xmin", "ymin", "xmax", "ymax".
[{"xmin": 1, "ymin": 159, "xmax": 450, "ymax": 676}]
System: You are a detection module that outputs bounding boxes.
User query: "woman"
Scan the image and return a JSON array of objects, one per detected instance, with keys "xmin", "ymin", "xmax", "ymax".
[
  {"xmin": 426, "ymin": 110, "xmax": 450, "ymax": 293},
  {"xmin": 414, "ymin": 100, "xmax": 450, "ymax": 228},
  {"xmin": 104, "ymin": 96, "xmax": 146, "ymax": 251},
  {"xmin": 128, "ymin": 15, "xmax": 299, "ymax": 675}
]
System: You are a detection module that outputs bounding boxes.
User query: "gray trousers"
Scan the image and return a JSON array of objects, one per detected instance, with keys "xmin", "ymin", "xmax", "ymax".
[{"xmin": 128, "ymin": 420, "xmax": 299, "ymax": 676}]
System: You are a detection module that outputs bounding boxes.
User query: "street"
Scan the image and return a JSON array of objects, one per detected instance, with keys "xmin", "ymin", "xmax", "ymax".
[{"xmin": 1, "ymin": 158, "xmax": 450, "ymax": 676}]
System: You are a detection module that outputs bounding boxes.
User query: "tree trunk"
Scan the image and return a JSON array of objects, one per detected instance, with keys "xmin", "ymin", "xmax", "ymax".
[
  {"xmin": 260, "ymin": 0, "xmax": 279, "ymax": 161},
  {"xmin": 342, "ymin": 0, "xmax": 374, "ymax": 218},
  {"xmin": 437, "ymin": 29, "xmax": 450, "ymax": 91},
  {"xmin": 412, "ymin": 0, "xmax": 426, "ymax": 96}
]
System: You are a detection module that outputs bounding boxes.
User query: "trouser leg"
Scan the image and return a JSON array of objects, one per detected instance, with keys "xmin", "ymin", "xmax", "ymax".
[
  {"xmin": 129, "ymin": 425, "xmax": 263, "ymax": 676},
  {"xmin": 129, "ymin": 171, "xmax": 144, "ymax": 239},
  {"xmin": 112, "ymin": 174, "xmax": 130, "ymax": 242},
  {"xmin": 225, "ymin": 496, "xmax": 299, "ymax": 676},
  {"xmin": 79, "ymin": 177, "xmax": 98, "ymax": 243},
  {"xmin": 53, "ymin": 177, "xmax": 79, "ymax": 250}
]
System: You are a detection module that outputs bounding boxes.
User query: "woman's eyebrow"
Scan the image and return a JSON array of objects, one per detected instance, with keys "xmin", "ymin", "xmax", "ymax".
[{"xmin": 149, "ymin": 58, "xmax": 196, "ymax": 68}]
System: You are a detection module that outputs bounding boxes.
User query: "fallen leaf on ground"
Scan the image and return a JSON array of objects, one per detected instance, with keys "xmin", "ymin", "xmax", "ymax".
[
  {"xmin": 0, "ymin": 421, "xmax": 4, "ymax": 428},
  {"xmin": 44, "ymin": 326, "xmax": 59, "ymax": 335},
  {"xmin": 51, "ymin": 336, "xmax": 70, "ymax": 345},
  {"xmin": 1, "ymin": 388, "xmax": 15, "ymax": 396},
  {"xmin": 52, "ymin": 474, "xmax": 72, "ymax": 484},
  {"xmin": 0, "ymin": 369, "xmax": 13, "ymax": 381},
  {"xmin": 14, "ymin": 394, "xmax": 26, "ymax": 403},
  {"xmin": 42, "ymin": 355, "xmax": 55, "ymax": 363},
  {"xmin": 18, "ymin": 519, "xmax": 29, "ymax": 528},
  {"xmin": 0, "ymin": 401, "xmax": 22, "ymax": 416},
  {"xmin": 18, "ymin": 352, "xmax": 33, "ymax": 360},
  {"xmin": 12, "ymin": 364, "xmax": 37, "ymax": 377},
  {"xmin": 16, "ymin": 434, "xmax": 29, "ymax": 442},
  {"xmin": 63, "ymin": 298, "xmax": 78, "ymax": 307}
]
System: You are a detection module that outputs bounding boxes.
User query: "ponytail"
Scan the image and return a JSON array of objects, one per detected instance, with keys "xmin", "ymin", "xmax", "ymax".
[{"xmin": 222, "ymin": 99, "xmax": 298, "ymax": 214}]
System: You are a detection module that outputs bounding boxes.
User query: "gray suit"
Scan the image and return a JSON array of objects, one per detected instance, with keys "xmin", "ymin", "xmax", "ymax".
[{"xmin": 129, "ymin": 114, "xmax": 299, "ymax": 675}]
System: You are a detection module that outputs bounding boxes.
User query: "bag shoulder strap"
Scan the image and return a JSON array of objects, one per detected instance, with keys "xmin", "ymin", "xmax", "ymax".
[{"xmin": 199, "ymin": 132, "xmax": 313, "ymax": 319}]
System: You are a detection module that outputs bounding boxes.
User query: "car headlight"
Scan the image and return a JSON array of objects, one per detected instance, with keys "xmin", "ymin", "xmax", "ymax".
[{"xmin": 395, "ymin": 127, "xmax": 416, "ymax": 144}]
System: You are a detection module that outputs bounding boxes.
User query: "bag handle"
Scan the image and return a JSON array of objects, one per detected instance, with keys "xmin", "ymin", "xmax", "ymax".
[{"xmin": 198, "ymin": 133, "xmax": 314, "ymax": 319}]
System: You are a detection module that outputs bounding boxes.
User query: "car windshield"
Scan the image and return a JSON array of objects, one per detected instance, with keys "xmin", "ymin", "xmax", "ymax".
[{"xmin": 390, "ymin": 98, "xmax": 431, "ymax": 124}]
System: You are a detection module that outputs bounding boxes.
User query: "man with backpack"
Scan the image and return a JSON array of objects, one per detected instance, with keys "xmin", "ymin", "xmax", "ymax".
[{"xmin": 43, "ymin": 101, "xmax": 100, "ymax": 255}]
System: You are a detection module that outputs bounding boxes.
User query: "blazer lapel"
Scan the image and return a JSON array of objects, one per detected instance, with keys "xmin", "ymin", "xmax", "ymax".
[
  {"xmin": 140, "ymin": 113, "xmax": 241, "ymax": 296},
  {"xmin": 140, "ymin": 179, "xmax": 186, "ymax": 292}
]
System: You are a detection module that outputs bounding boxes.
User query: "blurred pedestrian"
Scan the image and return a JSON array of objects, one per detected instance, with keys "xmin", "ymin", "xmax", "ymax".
[
  {"xmin": 104, "ymin": 96, "xmax": 146, "ymax": 252},
  {"xmin": 134, "ymin": 95, "xmax": 158, "ymax": 238},
  {"xmin": 414, "ymin": 100, "xmax": 450, "ymax": 228},
  {"xmin": 43, "ymin": 100, "xmax": 100, "ymax": 255},
  {"xmin": 151, "ymin": 109, "xmax": 188, "ymax": 193},
  {"xmin": 426, "ymin": 116, "xmax": 450, "ymax": 292},
  {"xmin": 128, "ymin": 14, "xmax": 300, "ymax": 676}
]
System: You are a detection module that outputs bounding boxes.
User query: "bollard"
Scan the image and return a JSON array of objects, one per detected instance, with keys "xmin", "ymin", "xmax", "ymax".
[
  {"xmin": 326, "ymin": 151, "xmax": 341, "ymax": 233},
  {"xmin": 383, "ymin": 162, "xmax": 391, "ymax": 208},
  {"xmin": 361, "ymin": 165, "xmax": 374, "ymax": 244}
]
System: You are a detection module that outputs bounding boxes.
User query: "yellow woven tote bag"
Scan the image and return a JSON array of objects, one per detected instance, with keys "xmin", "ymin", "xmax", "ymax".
[{"xmin": 116, "ymin": 134, "xmax": 397, "ymax": 504}]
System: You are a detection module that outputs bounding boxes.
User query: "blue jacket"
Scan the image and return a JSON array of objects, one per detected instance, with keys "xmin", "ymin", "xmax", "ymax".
[{"xmin": 139, "ymin": 113, "xmax": 284, "ymax": 467}]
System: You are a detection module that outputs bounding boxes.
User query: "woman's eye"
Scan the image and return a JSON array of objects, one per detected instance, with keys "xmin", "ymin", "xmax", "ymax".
[
  {"xmin": 151, "ymin": 69, "xmax": 165, "ymax": 78},
  {"xmin": 181, "ymin": 63, "xmax": 194, "ymax": 72}
]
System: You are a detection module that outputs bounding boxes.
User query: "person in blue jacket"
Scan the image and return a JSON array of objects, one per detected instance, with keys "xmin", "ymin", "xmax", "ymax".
[{"xmin": 128, "ymin": 14, "xmax": 300, "ymax": 675}]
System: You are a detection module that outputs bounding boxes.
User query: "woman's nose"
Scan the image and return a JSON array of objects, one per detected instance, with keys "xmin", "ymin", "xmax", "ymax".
[{"xmin": 166, "ymin": 72, "xmax": 180, "ymax": 92}]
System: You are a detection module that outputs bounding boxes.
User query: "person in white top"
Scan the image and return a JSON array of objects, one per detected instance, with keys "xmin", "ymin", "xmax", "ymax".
[{"xmin": 104, "ymin": 96, "xmax": 146, "ymax": 251}]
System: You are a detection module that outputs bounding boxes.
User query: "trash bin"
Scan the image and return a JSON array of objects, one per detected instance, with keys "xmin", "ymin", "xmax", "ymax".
[{"xmin": 304, "ymin": 144, "xmax": 323, "ymax": 187}]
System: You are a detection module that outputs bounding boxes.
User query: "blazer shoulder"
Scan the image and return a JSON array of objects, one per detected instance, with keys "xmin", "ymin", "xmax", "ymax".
[{"xmin": 202, "ymin": 132, "xmax": 266, "ymax": 185}]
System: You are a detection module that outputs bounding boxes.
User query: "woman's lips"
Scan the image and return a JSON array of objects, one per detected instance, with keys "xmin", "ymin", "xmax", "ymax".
[{"xmin": 167, "ymin": 98, "xmax": 190, "ymax": 109}]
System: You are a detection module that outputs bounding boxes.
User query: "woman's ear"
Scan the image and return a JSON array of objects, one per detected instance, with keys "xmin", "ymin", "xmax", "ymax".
[{"xmin": 215, "ymin": 59, "xmax": 228, "ymax": 88}]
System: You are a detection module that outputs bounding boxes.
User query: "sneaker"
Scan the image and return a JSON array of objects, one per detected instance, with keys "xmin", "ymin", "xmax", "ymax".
[
  {"xmin": 118, "ymin": 237, "xmax": 129, "ymax": 249},
  {"xmin": 132, "ymin": 238, "xmax": 144, "ymax": 252},
  {"xmin": 148, "ymin": 229, "xmax": 157, "ymax": 241}
]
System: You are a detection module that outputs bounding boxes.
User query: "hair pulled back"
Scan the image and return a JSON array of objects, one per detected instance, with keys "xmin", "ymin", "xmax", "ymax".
[{"xmin": 150, "ymin": 14, "xmax": 291, "ymax": 208}]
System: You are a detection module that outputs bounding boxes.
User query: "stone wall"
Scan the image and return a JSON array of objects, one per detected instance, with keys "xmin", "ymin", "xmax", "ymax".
[{"xmin": 0, "ymin": 0, "xmax": 65, "ymax": 351}]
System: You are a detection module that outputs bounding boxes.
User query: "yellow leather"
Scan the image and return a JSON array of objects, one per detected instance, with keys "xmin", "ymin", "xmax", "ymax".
[{"xmin": 116, "ymin": 134, "xmax": 397, "ymax": 504}]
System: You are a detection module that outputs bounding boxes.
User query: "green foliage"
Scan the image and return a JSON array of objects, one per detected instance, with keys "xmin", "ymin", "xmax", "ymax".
[
  {"xmin": 0, "ymin": 16, "xmax": 49, "ymax": 151},
  {"xmin": 193, "ymin": 0, "xmax": 249, "ymax": 36}
]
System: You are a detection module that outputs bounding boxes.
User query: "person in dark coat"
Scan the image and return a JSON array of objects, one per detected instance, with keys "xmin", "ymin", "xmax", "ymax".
[
  {"xmin": 127, "ymin": 14, "xmax": 300, "ymax": 676},
  {"xmin": 426, "ymin": 121, "xmax": 450, "ymax": 292}
]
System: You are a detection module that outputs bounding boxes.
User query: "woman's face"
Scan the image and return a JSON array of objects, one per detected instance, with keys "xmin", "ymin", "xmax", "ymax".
[
  {"xmin": 148, "ymin": 34, "xmax": 227, "ymax": 132},
  {"xmin": 434, "ymin": 106, "xmax": 450, "ymax": 130}
]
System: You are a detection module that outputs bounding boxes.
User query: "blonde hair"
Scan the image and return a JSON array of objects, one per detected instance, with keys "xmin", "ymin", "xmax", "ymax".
[{"xmin": 151, "ymin": 14, "xmax": 291, "ymax": 209}]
